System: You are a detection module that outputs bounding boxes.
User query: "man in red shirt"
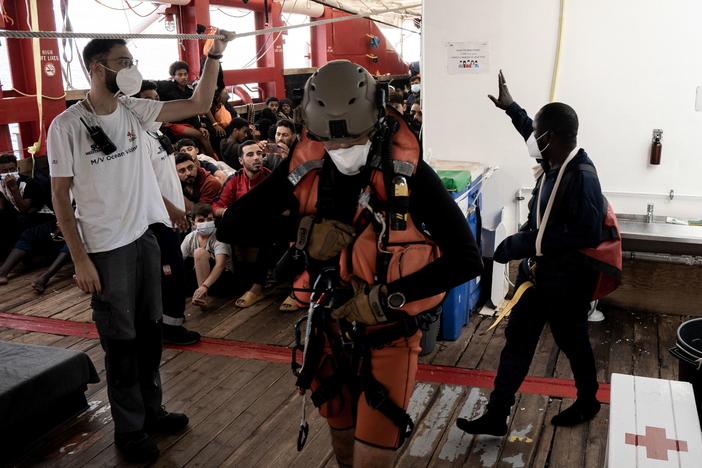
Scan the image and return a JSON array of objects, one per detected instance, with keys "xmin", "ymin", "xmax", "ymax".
[
  {"xmin": 212, "ymin": 141, "xmax": 271, "ymax": 308},
  {"xmin": 212, "ymin": 141, "xmax": 269, "ymax": 216},
  {"xmin": 175, "ymin": 152, "xmax": 222, "ymax": 210}
]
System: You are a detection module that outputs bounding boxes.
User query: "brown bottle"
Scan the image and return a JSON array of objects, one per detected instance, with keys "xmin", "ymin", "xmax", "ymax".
[{"xmin": 650, "ymin": 129, "xmax": 663, "ymax": 165}]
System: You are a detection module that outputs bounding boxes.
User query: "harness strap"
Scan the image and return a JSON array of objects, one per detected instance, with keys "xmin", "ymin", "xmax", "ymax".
[
  {"xmin": 360, "ymin": 345, "xmax": 414, "ymax": 446},
  {"xmin": 289, "ymin": 160, "xmax": 325, "ymax": 187}
]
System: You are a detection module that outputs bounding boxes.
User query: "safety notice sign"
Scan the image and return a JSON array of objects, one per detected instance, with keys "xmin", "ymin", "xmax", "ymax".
[{"xmin": 446, "ymin": 41, "xmax": 489, "ymax": 75}]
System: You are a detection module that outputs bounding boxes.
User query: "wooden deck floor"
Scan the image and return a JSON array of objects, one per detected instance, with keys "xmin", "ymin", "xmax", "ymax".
[{"xmin": 0, "ymin": 266, "xmax": 688, "ymax": 467}]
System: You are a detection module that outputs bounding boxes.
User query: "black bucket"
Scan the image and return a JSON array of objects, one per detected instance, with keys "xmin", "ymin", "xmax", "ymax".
[{"xmin": 669, "ymin": 318, "xmax": 702, "ymax": 424}]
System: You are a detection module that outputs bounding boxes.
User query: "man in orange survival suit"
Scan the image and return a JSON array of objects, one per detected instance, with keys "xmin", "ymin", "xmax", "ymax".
[{"xmin": 217, "ymin": 60, "xmax": 482, "ymax": 467}]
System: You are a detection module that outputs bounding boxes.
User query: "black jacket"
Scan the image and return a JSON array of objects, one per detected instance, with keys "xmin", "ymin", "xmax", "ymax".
[{"xmin": 499, "ymin": 102, "xmax": 605, "ymax": 279}]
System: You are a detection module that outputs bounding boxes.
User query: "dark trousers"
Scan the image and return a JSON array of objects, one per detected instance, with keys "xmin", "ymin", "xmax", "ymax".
[
  {"xmin": 90, "ymin": 230, "xmax": 163, "ymax": 433},
  {"xmin": 488, "ymin": 268, "xmax": 599, "ymax": 415},
  {"xmin": 15, "ymin": 218, "xmax": 57, "ymax": 254},
  {"xmin": 150, "ymin": 223, "xmax": 186, "ymax": 326}
]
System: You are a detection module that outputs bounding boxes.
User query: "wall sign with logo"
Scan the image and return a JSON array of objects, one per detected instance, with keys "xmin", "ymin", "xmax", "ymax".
[{"xmin": 446, "ymin": 41, "xmax": 490, "ymax": 75}]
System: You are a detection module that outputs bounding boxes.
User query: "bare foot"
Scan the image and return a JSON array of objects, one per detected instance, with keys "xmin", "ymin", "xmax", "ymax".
[{"xmin": 191, "ymin": 295, "xmax": 210, "ymax": 310}]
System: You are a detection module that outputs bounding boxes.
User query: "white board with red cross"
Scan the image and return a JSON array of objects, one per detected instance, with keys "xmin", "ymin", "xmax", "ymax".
[{"xmin": 608, "ymin": 373, "xmax": 702, "ymax": 467}]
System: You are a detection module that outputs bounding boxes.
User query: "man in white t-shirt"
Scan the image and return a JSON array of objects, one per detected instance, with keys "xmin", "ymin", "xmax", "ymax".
[
  {"xmin": 137, "ymin": 81, "xmax": 201, "ymax": 347},
  {"xmin": 48, "ymin": 31, "xmax": 234, "ymax": 463}
]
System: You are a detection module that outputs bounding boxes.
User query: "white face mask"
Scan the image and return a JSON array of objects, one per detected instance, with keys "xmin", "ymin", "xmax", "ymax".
[
  {"xmin": 326, "ymin": 140, "xmax": 372, "ymax": 176},
  {"xmin": 411, "ymin": 83, "xmax": 421, "ymax": 94},
  {"xmin": 196, "ymin": 220, "xmax": 216, "ymax": 236},
  {"xmin": 526, "ymin": 131, "xmax": 550, "ymax": 159},
  {"xmin": 0, "ymin": 171, "xmax": 19, "ymax": 180},
  {"xmin": 100, "ymin": 63, "xmax": 143, "ymax": 97}
]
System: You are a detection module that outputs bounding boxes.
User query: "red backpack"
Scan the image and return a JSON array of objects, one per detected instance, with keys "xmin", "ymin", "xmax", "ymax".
[{"xmin": 564, "ymin": 164, "xmax": 623, "ymax": 300}]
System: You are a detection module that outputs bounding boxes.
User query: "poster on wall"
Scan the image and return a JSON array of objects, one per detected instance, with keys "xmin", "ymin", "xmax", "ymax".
[{"xmin": 446, "ymin": 41, "xmax": 489, "ymax": 75}]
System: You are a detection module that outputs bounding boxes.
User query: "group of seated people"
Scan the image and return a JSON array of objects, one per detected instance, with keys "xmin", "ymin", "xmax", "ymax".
[
  {"xmin": 0, "ymin": 64, "xmax": 425, "ymax": 314},
  {"xmin": 0, "ymin": 153, "xmax": 70, "ymax": 293}
]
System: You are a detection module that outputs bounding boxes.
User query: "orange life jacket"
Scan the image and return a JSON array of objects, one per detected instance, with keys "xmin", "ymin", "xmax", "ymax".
[{"xmin": 287, "ymin": 114, "xmax": 445, "ymax": 316}]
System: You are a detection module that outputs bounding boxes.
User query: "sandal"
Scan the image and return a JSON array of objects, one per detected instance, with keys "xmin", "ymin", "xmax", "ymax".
[
  {"xmin": 279, "ymin": 295, "xmax": 301, "ymax": 313},
  {"xmin": 235, "ymin": 290, "xmax": 265, "ymax": 308}
]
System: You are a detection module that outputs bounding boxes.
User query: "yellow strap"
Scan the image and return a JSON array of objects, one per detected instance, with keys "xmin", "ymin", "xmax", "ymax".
[
  {"xmin": 488, "ymin": 281, "xmax": 534, "ymax": 331},
  {"xmin": 27, "ymin": 0, "xmax": 43, "ymax": 167}
]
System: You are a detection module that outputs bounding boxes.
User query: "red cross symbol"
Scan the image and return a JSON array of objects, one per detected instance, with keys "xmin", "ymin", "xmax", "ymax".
[{"xmin": 625, "ymin": 426, "xmax": 688, "ymax": 461}]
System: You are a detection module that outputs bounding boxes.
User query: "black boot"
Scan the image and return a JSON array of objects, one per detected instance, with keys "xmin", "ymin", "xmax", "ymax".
[
  {"xmin": 551, "ymin": 399, "xmax": 601, "ymax": 426},
  {"xmin": 114, "ymin": 431, "xmax": 160, "ymax": 463},
  {"xmin": 144, "ymin": 407, "xmax": 189, "ymax": 434},
  {"xmin": 456, "ymin": 411, "xmax": 509, "ymax": 436},
  {"xmin": 163, "ymin": 324, "xmax": 201, "ymax": 345}
]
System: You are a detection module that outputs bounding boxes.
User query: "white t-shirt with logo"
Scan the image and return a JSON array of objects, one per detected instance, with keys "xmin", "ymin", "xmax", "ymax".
[
  {"xmin": 145, "ymin": 128, "xmax": 186, "ymax": 220},
  {"xmin": 48, "ymin": 96, "xmax": 169, "ymax": 253}
]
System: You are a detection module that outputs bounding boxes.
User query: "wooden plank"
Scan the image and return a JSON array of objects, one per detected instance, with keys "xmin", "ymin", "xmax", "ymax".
[
  {"xmin": 423, "ymin": 315, "xmax": 483, "ymax": 367},
  {"xmin": 530, "ymin": 398, "xmax": 561, "ymax": 468},
  {"xmin": 49, "ymin": 299, "xmax": 91, "ymax": 322},
  {"xmin": 583, "ymin": 402, "xmax": 609, "ymax": 468},
  {"xmin": 268, "ymin": 401, "xmax": 334, "ymax": 468},
  {"xmin": 205, "ymin": 296, "xmax": 277, "ymax": 339},
  {"xmin": 496, "ymin": 393, "xmax": 550, "ymax": 468},
  {"xmin": 15, "ymin": 286, "xmax": 89, "ymax": 317},
  {"xmin": 633, "ymin": 312, "xmax": 661, "ymax": 378},
  {"xmin": 98, "ymin": 354, "xmax": 253, "ymax": 466},
  {"xmin": 477, "ymin": 321, "xmax": 507, "ymax": 371},
  {"xmin": 180, "ymin": 364, "xmax": 296, "ymax": 467},
  {"xmin": 224, "ymin": 296, "xmax": 295, "ymax": 343},
  {"xmin": 0, "ymin": 280, "xmax": 75, "ymax": 312},
  {"xmin": 456, "ymin": 317, "xmax": 498, "ymax": 369},
  {"xmin": 398, "ymin": 384, "xmax": 465, "ymax": 467},
  {"xmin": 527, "ymin": 324, "xmax": 559, "ymax": 378},
  {"xmin": 217, "ymin": 390, "xmax": 307, "ymax": 466},
  {"xmin": 548, "ymin": 399, "xmax": 588, "ymax": 467},
  {"xmin": 607, "ymin": 309, "xmax": 635, "ymax": 380},
  {"xmin": 427, "ymin": 386, "xmax": 488, "ymax": 467},
  {"xmin": 588, "ymin": 315, "xmax": 612, "ymax": 382},
  {"xmin": 658, "ymin": 314, "xmax": 684, "ymax": 380},
  {"xmin": 0, "ymin": 327, "xmax": 30, "ymax": 341}
]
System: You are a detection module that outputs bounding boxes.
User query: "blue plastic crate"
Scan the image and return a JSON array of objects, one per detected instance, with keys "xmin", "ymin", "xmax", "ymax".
[
  {"xmin": 439, "ymin": 182, "xmax": 483, "ymax": 341},
  {"xmin": 440, "ymin": 281, "xmax": 469, "ymax": 340}
]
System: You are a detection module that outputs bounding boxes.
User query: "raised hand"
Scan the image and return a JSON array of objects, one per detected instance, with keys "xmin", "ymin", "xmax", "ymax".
[{"xmin": 488, "ymin": 70, "xmax": 514, "ymax": 110}]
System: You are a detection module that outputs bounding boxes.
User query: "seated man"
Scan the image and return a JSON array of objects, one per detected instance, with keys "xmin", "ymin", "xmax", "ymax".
[
  {"xmin": 157, "ymin": 61, "xmax": 216, "ymax": 157},
  {"xmin": 180, "ymin": 203, "xmax": 233, "ymax": 308},
  {"xmin": 260, "ymin": 96, "xmax": 279, "ymax": 124},
  {"xmin": 278, "ymin": 98, "xmax": 294, "ymax": 121},
  {"xmin": 175, "ymin": 153, "xmax": 222, "ymax": 211},
  {"xmin": 0, "ymin": 214, "xmax": 64, "ymax": 285},
  {"xmin": 175, "ymin": 138, "xmax": 234, "ymax": 184},
  {"xmin": 0, "ymin": 153, "xmax": 51, "ymax": 257},
  {"xmin": 212, "ymin": 141, "xmax": 271, "ymax": 308},
  {"xmin": 263, "ymin": 119, "xmax": 297, "ymax": 171},
  {"xmin": 220, "ymin": 117, "xmax": 251, "ymax": 170}
]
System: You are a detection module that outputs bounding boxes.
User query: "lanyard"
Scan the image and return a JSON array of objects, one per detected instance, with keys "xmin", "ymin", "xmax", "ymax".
[{"xmin": 535, "ymin": 147, "xmax": 580, "ymax": 256}]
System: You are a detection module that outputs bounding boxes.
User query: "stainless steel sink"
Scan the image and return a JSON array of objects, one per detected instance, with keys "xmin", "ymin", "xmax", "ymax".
[{"xmin": 616, "ymin": 214, "xmax": 702, "ymax": 255}]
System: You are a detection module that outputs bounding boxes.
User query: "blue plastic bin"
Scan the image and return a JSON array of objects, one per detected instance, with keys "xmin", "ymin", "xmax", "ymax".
[{"xmin": 439, "ymin": 181, "xmax": 482, "ymax": 340}]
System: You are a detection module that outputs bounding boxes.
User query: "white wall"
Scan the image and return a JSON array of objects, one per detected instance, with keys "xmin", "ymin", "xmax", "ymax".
[{"xmin": 423, "ymin": 0, "xmax": 702, "ymax": 232}]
